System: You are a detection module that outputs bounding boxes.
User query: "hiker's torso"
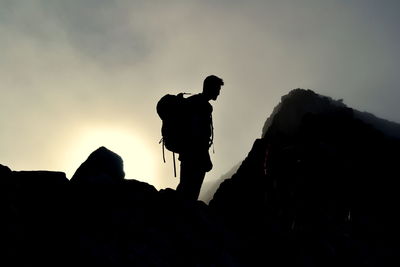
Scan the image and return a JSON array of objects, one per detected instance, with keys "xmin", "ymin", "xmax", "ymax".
[{"xmin": 183, "ymin": 93, "xmax": 213, "ymax": 152}]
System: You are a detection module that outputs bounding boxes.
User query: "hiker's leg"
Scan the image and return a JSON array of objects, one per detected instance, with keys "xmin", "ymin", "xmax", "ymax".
[
  {"xmin": 177, "ymin": 159, "xmax": 190, "ymax": 197},
  {"xmin": 177, "ymin": 160, "xmax": 205, "ymax": 201},
  {"xmin": 188, "ymin": 168, "xmax": 206, "ymax": 200}
]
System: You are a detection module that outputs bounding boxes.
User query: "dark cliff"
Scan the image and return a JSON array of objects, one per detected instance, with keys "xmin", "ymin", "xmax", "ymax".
[
  {"xmin": 210, "ymin": 89, "xmax": 400, "ymax": 266},
  {"xmin": 1, "ymin": 89, "xmax": 399, "ymax": 266}
]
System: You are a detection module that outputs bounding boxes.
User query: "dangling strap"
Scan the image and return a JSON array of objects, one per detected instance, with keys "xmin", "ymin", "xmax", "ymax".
[
  {"xmin": 210, "ymin": 115, "xmax": 215, "ymax": 154},
  {"xmin": 159, "ymin": 138, "xmax": 166, "ymax": 163},
  {"xmin": 159, "ymin": 138, "xmax": 177, "ymax": 177},
  {"xmin": 173, "ymin": 152, "xmax": 177, "ymax": 177}
]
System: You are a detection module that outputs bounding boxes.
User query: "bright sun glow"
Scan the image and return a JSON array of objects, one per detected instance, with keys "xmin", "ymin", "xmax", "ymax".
[{"xmin": 63, "ymin": 127, "xmax": 157, "ymax": 186}]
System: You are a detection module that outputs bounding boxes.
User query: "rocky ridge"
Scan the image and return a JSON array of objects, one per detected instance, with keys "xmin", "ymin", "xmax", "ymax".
[{"xmin": 1, "ymin": 89, "xmax": 399, "ymax": 266}]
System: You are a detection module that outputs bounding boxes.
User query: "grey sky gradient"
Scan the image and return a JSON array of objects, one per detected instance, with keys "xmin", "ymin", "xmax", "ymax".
[{"xmin": 1, "ymin": 0, "xmax": 399, "ymax": 200}]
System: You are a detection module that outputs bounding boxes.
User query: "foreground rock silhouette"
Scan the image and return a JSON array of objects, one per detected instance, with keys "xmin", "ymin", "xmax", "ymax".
[
  {"xmin": 1, "ymin": 89, "xmax": 399, "ymax": 266},
  {"xmin": 0, "ymin": 148, "xmax": 236, "ymax": 266}
]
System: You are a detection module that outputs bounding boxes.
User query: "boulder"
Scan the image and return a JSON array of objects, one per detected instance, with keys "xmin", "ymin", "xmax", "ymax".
[{"xmin": 71, "ymin": 146, "xmax": 125, "ymax": 184}]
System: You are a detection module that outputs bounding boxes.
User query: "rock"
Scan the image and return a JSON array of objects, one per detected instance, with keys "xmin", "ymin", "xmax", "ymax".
[
  {"xmin": 210, "ymin": 88, "xmax": 400, "ymax": 266},
  {"xmin": 0, "ymin": 164, "xmax": 11, "ymax": 180},
  {"xmin": 70, "ymin": 146, "xmax": 125, "ymax": 184},
  {"xmin": 0, "ymin": 165, "xmax": 18, "ymax": 265},
  {"xmin": 0, "ymin": 168, "xmax": 70, "ymax": 266},
  {"xmin": 14, "ymin": 170, "xmax": 69, "ymax": 186}
]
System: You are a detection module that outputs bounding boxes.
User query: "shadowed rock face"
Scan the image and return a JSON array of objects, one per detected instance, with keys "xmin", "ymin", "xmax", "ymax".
[
  {"xmin": 0, "ymin": 164, "xmax": 11, "ymax": 178},
  {"xmin": 0, "ymin": 167, "xmax": 69, "ymax": 266},
  {"xmin": 1, "ymin": 153, "xmax": 238, "ymax": 266},
  {"xmin": 2, "ymin": 89, "xmax": 400, "ymax": 266},
  {"xmin": 70, "ymin": 146, "xmax": 125, "ymax": 184},
  {"xmin": 210, "ymin": 89, "xmax": 400, "ymax": 266}
]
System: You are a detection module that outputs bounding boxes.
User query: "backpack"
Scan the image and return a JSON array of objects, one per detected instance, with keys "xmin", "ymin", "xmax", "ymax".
[{"xmin": 157, "ymin": 93, "xmax": 190, "ymax": 175}]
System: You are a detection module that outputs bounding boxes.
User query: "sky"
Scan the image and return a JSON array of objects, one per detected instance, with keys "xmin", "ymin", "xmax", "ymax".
[{"xmin": 1, "ymin": 0, "xmax": 399, "ymax": 200}]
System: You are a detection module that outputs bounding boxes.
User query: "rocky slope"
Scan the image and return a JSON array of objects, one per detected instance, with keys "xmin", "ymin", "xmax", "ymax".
[
  {"xmin": 210, "ymin": 89, "xmax": 400, "ymax": 266},
  {"xmin": 1, "ymin": 89, "xmax": 399, "ymax": 266}
]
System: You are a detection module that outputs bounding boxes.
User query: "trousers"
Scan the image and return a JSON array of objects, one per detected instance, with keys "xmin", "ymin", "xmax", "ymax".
[{"xmin": 176, "ymin": 159, "xmax": 206, "ymax": 201}]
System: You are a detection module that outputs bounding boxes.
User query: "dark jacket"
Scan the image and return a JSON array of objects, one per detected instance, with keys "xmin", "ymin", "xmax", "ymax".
[{"xmin": 179, "ymin": 93, "xmax": 213, "ymax": 171}]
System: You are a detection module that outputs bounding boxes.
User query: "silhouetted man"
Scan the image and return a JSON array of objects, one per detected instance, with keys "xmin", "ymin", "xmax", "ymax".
[{"xmin": 176, "ymin": 75, "xmax": 224, "ymax": 201}]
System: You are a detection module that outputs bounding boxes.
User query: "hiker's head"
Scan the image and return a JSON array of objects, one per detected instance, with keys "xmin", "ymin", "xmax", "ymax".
[{"xmin": 203, "ymin": 75, "xmax": 224, "ymax": 101}]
